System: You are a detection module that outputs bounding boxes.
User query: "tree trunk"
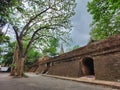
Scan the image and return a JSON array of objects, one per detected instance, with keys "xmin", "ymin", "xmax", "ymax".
[
  {"xmin": 11, "ymin": 47, "xmax": 25, "ymax": 77},
  {"xmin": 11, "ymin": 57, "xmax": 25, "ymax": 77},
  {"xmin": 11, "ymin": 28, "xmax": 26, "ymax": 77},
  {"xmin": 11, "ymin": 47, "xmax": 19, "ymax": 76},
  {"xmin": 17, "ymin": 57, "xmax": 25, "ymax": 77}
]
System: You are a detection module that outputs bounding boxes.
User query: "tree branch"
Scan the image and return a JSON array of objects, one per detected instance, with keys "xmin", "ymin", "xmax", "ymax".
[
  {"xmin": 22, "ymin": 14, "xmax": 63, "ymax": 37},
  {"xmin": 33, "ymin": 34, "xmax": 56, "ymax": 41},
  {"xmin": 13, "ymin": 26, "xmax": 20, "ymax": 45},
  {"xmin": 13, "ymin": 26, "xmax": 24, "ymax": 56},
  {"xmin": 20, "ymin": 7, "xmax": 50, "ymax": 38},
  {"xmin": 24, "ymin": 25, "xmax": 50, "ymax": 56}
]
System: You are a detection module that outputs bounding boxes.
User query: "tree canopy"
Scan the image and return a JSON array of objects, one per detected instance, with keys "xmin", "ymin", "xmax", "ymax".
[
  {"xmin": 2, "ymin": 0, "xmax": 76, "ymax": 76},
  {"xmin": 0, "ymin": 0, "xmax": 21, "ymax": 18},
  {"xmin": 88, "ymin": 0, "xmax": 120, "ymax": 40},
  {"xmin": 8, "ymin": 0, "xmax": 76, "ymax": 56},
  {"xmin": 0, "ymin": 0, "xmax": 21, "ymax": 54}
]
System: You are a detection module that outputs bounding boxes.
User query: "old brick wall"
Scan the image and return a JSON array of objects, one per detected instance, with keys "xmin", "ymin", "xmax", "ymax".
[
  {"xmin": 94, "ymin": 52, "xmax": 120, "ymax": 81},
  {"xmin": 36, "ymin": 34, "xmax": 120, "ymax": 81},
  {"xmin": 47, "ymin": 60, "xmax": 82, "ymax": 77},
  {"xmin": 35, "ymin": 64, "xmax": 47, "ymax": 74},
  {"xmin": 42, "ymin": 34, "xmax": 120, "ymax": 65},
  {"xmin": 29, "ymin": 66, "xmax": 38, "ymax": 72}
]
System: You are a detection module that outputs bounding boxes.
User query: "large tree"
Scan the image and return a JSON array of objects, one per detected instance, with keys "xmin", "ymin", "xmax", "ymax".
[
  {"xmin": 88, "ymin": 0, "xmax": 120, "ymax": 40},
  {"xmin": 6, "ymin": 0, "xmax": 76, "ymax": 77}
]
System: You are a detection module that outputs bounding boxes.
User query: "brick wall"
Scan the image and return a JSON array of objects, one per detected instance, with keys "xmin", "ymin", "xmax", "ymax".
[
  {"xmin": 33, "ymin": 34, "xmax": 120, "ymax": 81},
  {"xmin": 94, "ymin": 52, "xmax": 120, "ymax": 81},
  {"xmin": 35, "ymin": 64, "xmax": 47, "ymax": 74},
  {"xmin": 48, "ymin": 60, "xmax": 82, "ymax": 77}
]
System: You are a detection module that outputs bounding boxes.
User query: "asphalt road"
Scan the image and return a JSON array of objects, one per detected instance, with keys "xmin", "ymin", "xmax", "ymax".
[{"xmin": 0, "ymin": 73, "xmax": 118, "ymax": 90}]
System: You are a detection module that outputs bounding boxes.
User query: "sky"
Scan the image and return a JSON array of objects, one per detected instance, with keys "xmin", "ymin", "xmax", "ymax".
[{"xmin": 70, "ymin": 0, "xmax": 92, "ymax": 47}]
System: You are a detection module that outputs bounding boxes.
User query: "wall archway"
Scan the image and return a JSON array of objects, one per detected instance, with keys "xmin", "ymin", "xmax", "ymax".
[{"xmin": 81, "ymin": 57, "xmax": 94, "ymax": 76}]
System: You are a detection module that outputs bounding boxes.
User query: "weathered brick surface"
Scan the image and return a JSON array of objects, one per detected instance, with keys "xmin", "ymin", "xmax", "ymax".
[
  {"xmin": 29, "ymin": 66, "xmax": 38, "ymax": 72},
  {"xmin": 94, "ymin": 52, "xmax": 120, "ymax": 81},
  {"xmin": 41, "ymin": 34, "xmax": 120, "ymax": 64},
  {"xmin": 48, "ymin": 60, "xmax": 82, "ymax": 77},
  {"xmin": 35, "ymin": 64, "xmax": 47, "ymax": 74},
  {"xmin": 32, "ymin": 34, "xmax": 120, "ymax": 81}
]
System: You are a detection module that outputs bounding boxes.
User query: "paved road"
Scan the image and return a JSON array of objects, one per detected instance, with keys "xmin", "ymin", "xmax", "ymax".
[{"xmin": 0, "ymin": 73, "xmax": 118, "ymax": 90}]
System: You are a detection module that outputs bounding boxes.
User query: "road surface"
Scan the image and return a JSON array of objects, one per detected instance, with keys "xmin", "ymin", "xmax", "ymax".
[{"xmin": 0, "ymin": 73, "xmax": 118, "ymax": 90}]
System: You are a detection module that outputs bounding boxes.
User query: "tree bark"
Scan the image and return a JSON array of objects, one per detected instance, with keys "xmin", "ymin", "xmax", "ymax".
[
  {"xmin": 17, "ymin": 57, "xmax": 25, "ymax": 77},
  {"xmin": 11, "ymin": 46, "xmax": 25, "ymax": 77},
  {"xmin": 10, "ymin": 47, "xmax": 18, "ymax": 76}
]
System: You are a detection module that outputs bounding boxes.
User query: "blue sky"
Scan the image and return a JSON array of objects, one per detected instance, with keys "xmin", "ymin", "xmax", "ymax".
[{"xmin": 70, "ymin": 0, "xmax": 92, "ymax": 47}]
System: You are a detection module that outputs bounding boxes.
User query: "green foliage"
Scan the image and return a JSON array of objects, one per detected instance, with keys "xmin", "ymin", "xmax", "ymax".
[
  {"xmin": 42, "ymin": 38, "xmax": 59, "ymax": 56},
  {"xmin": 0, "ymin": 34, "xmax": 11, "ymax": 64},
  {"xmin": 2, "ymin": 41, "xmax": 41, "ymax": 66},
  {"xmin": 88, "ymin": 0, "xmax": 120, "ymax": 40},
  {"xmin": 0, "ymin": 0, "xmax": 76, "ymax": 73},
  {"xmin": 2, "ymin": 51, "xmax": 13, "ymax": 66},
  {"xmin": 72, "ymin": 45, "xmax": 79, "ymax": 50},
  {"xmin": 0, "ymin": 35, "xmax": 10, "ymax": 44},
  {"xmin": 8, "ymin": 0, "xmax": 76, "ymax": 48},
  {"xmin": 0, "ymin": 0, "xmax": 22, "ymax": 19},
  {"xmin": 25, "ymin": 49, "xmax": 41, "ymax": 65},
  {"xmin": 1, "ymin": 41, "xmax": 15, "ymax": 66},
  {"xmin": 0, "ymin": 0, "xmax": 21, "ymax": 59},
  {"xmin": 66, "ymin": 45, "xmax": 80, "ymax": 52}
]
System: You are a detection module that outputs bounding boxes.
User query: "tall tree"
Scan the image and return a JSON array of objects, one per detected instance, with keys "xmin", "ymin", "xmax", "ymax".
[
  {"xmin": 88, "ymin": 0, "xmax": 120, "ymax": 40},
  {"xmin": 6, "ymin": 0, "xmax": 76, "ymax": 77}
]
